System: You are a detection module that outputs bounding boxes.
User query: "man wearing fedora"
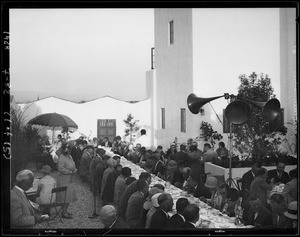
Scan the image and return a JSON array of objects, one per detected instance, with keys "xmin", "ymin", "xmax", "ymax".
[
  {"xmin": 36, "ymin": 165, "xmax": 56, "ymax": 214},
  {"xmin": 278, "ymin": 201, "xmax": 298, "ymax": 229}
]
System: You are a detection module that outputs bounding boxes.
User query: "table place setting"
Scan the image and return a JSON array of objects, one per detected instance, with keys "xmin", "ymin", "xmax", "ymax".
[{"xmin": 117, "ymin": 153, "xmax": 246, "ymax": 229}]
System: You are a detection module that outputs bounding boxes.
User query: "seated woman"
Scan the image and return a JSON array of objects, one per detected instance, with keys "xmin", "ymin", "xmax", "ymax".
[
  {"xmin": 222, "ymin": 188, "xmax": 240, "ymax": 217},
  {"xmin": 211, "ymin": 183, "xmax": 230, "ymax": 211},
  {"xmin": 35, "ymin": 165, "xmax": 57, "ymax": 214}
]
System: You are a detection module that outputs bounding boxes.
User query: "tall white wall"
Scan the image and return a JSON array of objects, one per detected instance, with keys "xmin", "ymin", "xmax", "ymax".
[
  {"xmin": 19, "ymin": 96, "xmax": 151, "ymax": 142},
  {"xmin": 192, "ymin": 8, "xmax": 281, "ymax": 148},
  {"xmin": 279, "ymin": 8, "xmax": 297, "ymax": 155},
  {"xmin": 154, "ymin": 8, "xmax": 195, "ymax": 148}
]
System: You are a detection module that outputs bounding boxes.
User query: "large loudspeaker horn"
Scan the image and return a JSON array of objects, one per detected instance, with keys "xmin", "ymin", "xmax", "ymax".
[
  {"xmin": 225, "ymin": 100, "xmax": 250, "ymax": 124},
  {"xmin": 241, "ymin": 98, "xmax": 281, "ymax": 122},
  {"xmin": 187, "ymin": 93, "xmax": 224, "ymax": 114}
]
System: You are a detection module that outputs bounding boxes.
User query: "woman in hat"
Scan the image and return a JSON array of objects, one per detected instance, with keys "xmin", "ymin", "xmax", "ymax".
[
  {"xmin": 278, "ymin": 201, "xmax": 298, "ymax": 229},
  {"xmin": 145, "ymin": 193, "xmax": 163, "ymax": 228},
  {"xmin": 57, "ymin": 142, "xmax": 77, "ymax": 219},
  {"xmin": 36, "ymin": 165, "xmax": 56, "ymax": 212}
]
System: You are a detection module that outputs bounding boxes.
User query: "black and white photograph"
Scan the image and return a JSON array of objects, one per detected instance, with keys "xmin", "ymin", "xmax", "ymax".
[{"xmin": 1, "ymin": 1, "xmax": 298, "ymax": 236}]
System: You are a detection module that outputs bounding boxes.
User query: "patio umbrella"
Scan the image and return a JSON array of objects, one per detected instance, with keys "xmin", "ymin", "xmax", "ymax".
[{"xmin": 28, "ymin": 113, "xmax": 78, "ymax": 142}]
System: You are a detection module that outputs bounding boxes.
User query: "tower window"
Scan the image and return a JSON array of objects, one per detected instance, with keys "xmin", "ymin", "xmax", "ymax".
[
  {"xmin": 169, "ymin": 20, "xmax": 174, "ymax": 45},
  {"xmin": 161, "ymin": 108, "xmax": 165, "ymax": 129},
  {"xmin": 180, "ymin": 108, "xmax": 186, "ymax": 133}
]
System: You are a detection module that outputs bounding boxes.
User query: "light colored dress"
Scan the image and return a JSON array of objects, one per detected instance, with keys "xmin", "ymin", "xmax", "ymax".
[
  {"xmin": 57, "ymin": 153, "xmax": 77, "ymax": 203},
  {"xmin": 36, "ymin": 175, "xmax": 56, "ymax": 205}
]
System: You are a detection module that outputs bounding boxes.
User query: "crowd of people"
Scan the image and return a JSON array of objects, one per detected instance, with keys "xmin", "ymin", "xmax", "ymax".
[{"xmin": 10, "ymin": 131, "xmax": 297, "ymax": 231}]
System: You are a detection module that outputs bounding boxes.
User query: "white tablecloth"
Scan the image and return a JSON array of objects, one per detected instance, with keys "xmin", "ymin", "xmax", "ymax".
[{"xmin": 101, "ymin": 147, "xmax": 251, "ymax": 229}]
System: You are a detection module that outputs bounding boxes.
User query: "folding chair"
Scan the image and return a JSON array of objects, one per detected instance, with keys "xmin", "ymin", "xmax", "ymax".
[{"xmin": 45, "ymin": 186, "xmax": 67, "ymax": 226}]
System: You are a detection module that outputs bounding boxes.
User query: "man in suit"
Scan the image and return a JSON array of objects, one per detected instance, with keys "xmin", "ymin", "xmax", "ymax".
[
  {"xmin": 79, "ymin": 145, "xmax": 94, "ymax": 183},
  {"xmin": 179, "ymin": 204, "xmax": 200, "ymax": 229},
  {"xmin": 149, "ymin": 193, "xmax": 173, "ymax": 229},
  {"xmin": 269, "ymin": 193, "xmax": 288, "ymax": 228},
  {"xmin": 99, "ymin": 205, "xmax": 128, "ymax": 229},
  {"xmin": 202, "ymin": 143, "xmax": 218, "ymax": 163},
  {"xmin": 117, "ymin": 172, "xmax": 151, "ymax": 219},
  {"xmin": 125, "ymin": 179, "xmax": 149, "ymax": 228},
  {"xmin": 10, "ymin": 169, "xmax": 48, "ymax": 229},
  {"xmin": 167, "ymin": 198, "xmax": 189, "ymax": 229},
  {"xmin": 70, "ymin": 139, "xmax": 83, "ymax": 168},
  {"xmin": 245, "ymin": 194, "xmax": 273, "ymax": 228},
  {"xmin": 267, "ymin": 160, "xmax": 290, "ymax": 184},
  {"xmin": 151, "ymin": 155, "xmax": 166, "ymax": 177},
  {"xmin": 114, "ymin": 167, "xmax": 132, "ymax": 206},
  {"xmin": 241, "ymin": 160, "xmax": 262, "ymax": 193},
  {"xmin": 174, "ymin": 144, "xmax": 189, "ymax": 167}
]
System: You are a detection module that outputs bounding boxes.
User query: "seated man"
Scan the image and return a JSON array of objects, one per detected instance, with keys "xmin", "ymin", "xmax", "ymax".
[
  {"xmin": 11, "ymin": 169, "xmax": 48, "ymax": 229},
  {"xmin": 282, "ymin": 168, "xmax": 297, "ymax": 204},
  {"xmin": 35, "ymin": 165, "xmax": 57, "ymax": 214},
  {"xmin": 267, "ymin": 159, "xmax": 289, "ymax": 184},
  {"xmin": 180, "ymin": 204, "xmax": 200, "ymax": 229},
  {"xmin": 245, "ymin": 194, "xmax": 273, "ymax": 228},
  {"xmin": 269, "ymin": 193, "xmax": 288, "ymax": 228},
  {"xmin": 125, "ymin": 179, "xmax": 149, "ymax": 228},
  {"xmin": 278, "ymin": 201, "xmax": 298, "ymax": 229},
  {"xmin": 149, "ymin": 193, "xmax": 174, "ymax": 229},
  {"xmin": 202, "ymin": 143, "xmax": 218, "ymax": 163},
  {"xmin": 241, "ymin": 160, "xmax": 262, "ymax": 193},
  {"xmin": 99, "ymin": 205, "xmax": 128, "ymax": 229},
  {"xmin": 167, "ymin": 198, "xmax": 189, "ymax": 229}
]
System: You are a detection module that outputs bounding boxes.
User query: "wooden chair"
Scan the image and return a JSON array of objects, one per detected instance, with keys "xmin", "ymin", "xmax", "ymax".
[{"xmin": 45, "ymin": 186, "xmax": 67, "ymax": 226}]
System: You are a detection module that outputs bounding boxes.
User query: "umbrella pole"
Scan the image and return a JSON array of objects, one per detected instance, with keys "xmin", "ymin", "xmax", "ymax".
[{"xmin": 52, "ymin": 126, "xmax": 55, "ymax": 144}]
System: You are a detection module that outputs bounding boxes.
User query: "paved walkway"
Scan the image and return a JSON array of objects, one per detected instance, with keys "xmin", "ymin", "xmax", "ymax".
[{"xmin": 27, "ymin": 163, "xmax": 104, "ymax": 229}]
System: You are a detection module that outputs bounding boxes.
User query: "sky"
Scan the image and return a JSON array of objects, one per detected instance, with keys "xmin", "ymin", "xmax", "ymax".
[{"xmin": 10, "ymin": 9, "xmax": 154, "ymax": 102}]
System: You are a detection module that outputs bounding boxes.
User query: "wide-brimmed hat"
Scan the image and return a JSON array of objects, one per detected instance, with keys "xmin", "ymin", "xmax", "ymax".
[
  {"xmin": 151, "ymin": 193, "xmax": 162, "ymax": 207},
  {"xmin": 284, "ymin": 201, "xmax": 297, "ymax": 220},
  {"xmin": 143, "ymin": 187, "xmax": 163, "ymax": 210},
  {"xmin": 41, "ymin": 165, "xmax": 51, "ymax": 174},
  {"xmin": 205, "ymin": 176, "xmax": 218, "ymax": 189}
]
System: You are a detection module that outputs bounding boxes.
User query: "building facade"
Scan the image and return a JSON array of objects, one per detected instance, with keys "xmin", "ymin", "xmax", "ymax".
[{"xmin": 148, "ymin": 8, "xmax": 297, "ymax": 151}]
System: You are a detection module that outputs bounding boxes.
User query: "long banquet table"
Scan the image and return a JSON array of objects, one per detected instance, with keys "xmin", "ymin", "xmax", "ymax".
[{"xmin": 102, "ymin": 147, "xmax": 252, "ymax": 229}]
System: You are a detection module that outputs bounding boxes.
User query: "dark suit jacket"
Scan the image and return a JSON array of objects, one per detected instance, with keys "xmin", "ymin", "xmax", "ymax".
[
  {"xmin": 179, "ymin": 221, "xmax": 196, "ymax": 229},
  {"xmin": 70, "ymin": 146, "xmax": 82, "ymax": 166},
  {"xmin": 118, "ymin": 180, "xmax": 138, "ymax": 218},
  {"xmin": 110, "ymin": 217, "xmax": 129, "ymax": 229},
  {"xmin": 152, "ymin": 160, "xmax": 166, "ymax": 176},
  {"xmin": 174, "ymin": 151, "xmax": 189, "ymax": 167},
  {"xmin": 125, "ymin": 191, "xmax": 146, "ymax": 228},
  {"xmin": 10, "ymin": 187, "xmax": 36, "ymax": 229},
  {"xmin": 193, "ymin": 183, "xmax": 212, "ymax": 199},
  {"xmin": 102, "ymin": 170, "xmax": 119, "ymax": 203},
  {"xmin": 171, "ymin": 169, "xmax": 184, "ymax": 185},
  {"xmin": 267, "ymin": 169, "xmax": 290, "ymax": 184},
  {"xmin": 166, "ymin": 213, "xmax": 185, "ymax": 229},
  {"xmin": 246, "ymin": 205, "xmax": 273, "ymax": 228},
  {"xmin": 149, "ymin": 208, "xmax": 170, "ymax": 229},
  {"xmin": 241, "ymin": 170, "xmax": 255, "ymax": 192}
]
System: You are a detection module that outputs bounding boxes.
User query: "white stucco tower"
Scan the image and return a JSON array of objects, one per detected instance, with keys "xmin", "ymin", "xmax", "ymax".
[{"xmin": 147, "ymin": 8, "xmax": 296, "ymax": 151}]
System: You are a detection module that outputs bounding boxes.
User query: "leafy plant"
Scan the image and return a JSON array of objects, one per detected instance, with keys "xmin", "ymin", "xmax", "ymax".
[
  {"xmin": 232, "ymin": 72, "xmax": 287, "ymax": 161},
  {"xmin": 11, "ymin": 107, "xmax": 41, "ymax": 184},
  {"xmin": 123, "ymin": 113, "xmax": 139, "ymax": 142},
  {"xmin": 199, "ymin": 121, "xmax": 223, "ymax": 148}
]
